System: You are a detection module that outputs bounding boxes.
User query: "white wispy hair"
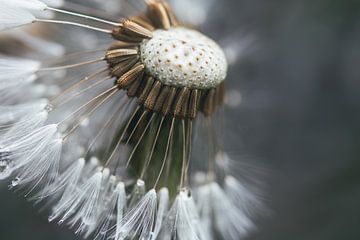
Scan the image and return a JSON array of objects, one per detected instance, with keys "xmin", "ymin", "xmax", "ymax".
[
  {"xmin": 0, "ymin": 0, "xmax": 48, "ymax": 12},
  {"xmin": 0, "ymin": 5, "xmax": 36, "ymax": 31},
  {"xmin": 115, "ymin": 189, "xmax": 157, "ymax": 240},
  {"xmin": 195, "ymin": 181, "xmax": 254, "ymax": 240},
  {"xmin": 0, "ymin": 124, "xmax": 60, "ymax": 182},
  {"xmin": 70, "ymin": 170, "xmax": 108, "ymax": 235},
  {"xmin": 1, "ymin": 111, "xmax": 49, "ymax": 144},
  {"xmin": 0, "ymin": 57, "xmax": 40, "ymax": 90},
  {"xmin": 0, "ymin": 0, "xmax": 62, "ymax": 31},
  {"xmin": 151, "ymin": 188, "xmax": 169, "ymax": 240},
  {"xmin": 45, "ymin": 158, "xmax": 86, "ymax": 214},
  {"xmin": 42, "ymin": 0, "xmax": 64, "ymax": 8},
  {"xmin": 33, "ymin": 158, "xmax": 85, "ymax": 200},
  {"xmin": 81, "ymin": 169, "xmax": 114, "ymax": 237},
  {"xmin": 11, "ymin": 138, "xmax": 62, "ymax": 196},
  {"xmin": 93, "ymin": 181, "xmax": 126, "ymax": 240},
  {"xmin": 0, "ymin": 84, "xmax": 48, "ymax": 105},
  {"xmin": 0, "ymin": 1, "xmax": 263, "ymax": 240},
  {"xmin": 0, "ymin": 99, "xmax": 48, "ymax": 126},
  {"xmin": 224, "ymin": 175, "xmax": 264, "ymax": 216},
  {"xmin": 49, "ymin": 171, "xmax": 103, "ymax": 230},
  {"xmin": 160, "ymin": 190, "xmax": 206, "ymax": 240}
]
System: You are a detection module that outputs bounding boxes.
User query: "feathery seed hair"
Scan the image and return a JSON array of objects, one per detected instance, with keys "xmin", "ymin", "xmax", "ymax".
[{"xmin": 0, "ymin": 0, "xmax": 264, "ymax": 239}]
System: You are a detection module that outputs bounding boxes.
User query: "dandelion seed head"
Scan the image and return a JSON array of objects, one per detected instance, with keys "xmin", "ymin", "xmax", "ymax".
[
  {"xmin": 140, "ymin": 27, "xmax": 228, "ymax": 89},
  {"xmin": 0, "ymin": 0, "xmax": 265, "ymax": 239}
]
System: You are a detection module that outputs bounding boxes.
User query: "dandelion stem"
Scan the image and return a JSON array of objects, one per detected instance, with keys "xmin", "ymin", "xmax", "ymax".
[
  {"xmin": 124, "ymin": 113, "xmax": 156, "ymax": 170},
  {"xmin": 104, "ymin": 106, "xmax": 141, "ymax": 168},
  {"xmin": 206, "ymin": 118, "xmax": 216, "ymax": 179},
  {"xmin": 46, "ymin": 48, "xmax": 108, "ymax": 64},
  {"xmin": 55, "ymin": 76, "xmax": 113, "ymax": 108},
  {"xmin": 46, "ymin": 7, "xmax": 121, "ymax": 26},
  {"xmin": 62, "ymin": 88, "xmax": 118, "ymax": 141},
  {"xmin": 51, "ymin": 68, "xmax": 109, "ymax": 104},
  {"xmin": 34, "ymin": 19, "xmax": 113, "ymax": 34},
  {"xmin": 58, "ymin": 86, "xmax": 117, "ymax": 126},
  {"xmin": 84, "ymin": 95, "xmax": 127, "ymax": 158},
  {"xmin": 164, "ymin": 125, "xmax": 175, "ymax": 184},
  {"xmin": 116, "ymin": 109, "xmax": 150, "ymax": 174},
  {"xmin": 154, "ymin": 117, "xmax": 175, "ymax": 189},
  {"xmin": 140, "ymin": 116, "xmax": 165, "ymax": 179},
  {"xmin": 63, "ymin": 1, "xmax": 121, "ymax": 21},
  {"xmin": 125, "ymin": 111, "xmax": 149, "ymax": 148},
  {"xmin": 38, "ymin": 58, "xmax": 105, "ymax": 71},
  {"xmin": 180, "ymin": 119, "xmax": 187, "ymax": 189},
  {"xmin": 184, "ymin": 120, "xmax": 193, "ymax": 186},
  {"xmin": 110, "ymin": 99, "xmax": 138, "ymax": 175}
]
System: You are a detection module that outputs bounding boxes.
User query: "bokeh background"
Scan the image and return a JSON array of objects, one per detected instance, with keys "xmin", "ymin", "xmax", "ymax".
[{"xmin": 0, "ymin": 0, "xmax": 360, "ymax": 239}]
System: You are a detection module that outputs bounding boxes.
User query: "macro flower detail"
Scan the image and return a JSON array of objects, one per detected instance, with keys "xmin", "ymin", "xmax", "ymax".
[
  {"xmin": 0, "ymin": 0, "xmax": 263, "ymax": 239},
  {"xmin": 139, "ymin": 27, "xmax": 227, "ymax": 89}
]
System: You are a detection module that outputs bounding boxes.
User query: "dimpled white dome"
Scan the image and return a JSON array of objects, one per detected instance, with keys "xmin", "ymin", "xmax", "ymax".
[{"xmin": 140, "ymin": 27, "xmax": 227, "ymax": 89}]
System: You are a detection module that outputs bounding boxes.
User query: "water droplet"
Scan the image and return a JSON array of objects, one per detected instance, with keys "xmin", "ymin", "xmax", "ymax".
[
  {"xmin": 11, "ymin": 177, "xmax": 21, "ymax": 187},
  {"xmin": 45, "ymin": 104, "xmax": 53, "ymax": 112}
]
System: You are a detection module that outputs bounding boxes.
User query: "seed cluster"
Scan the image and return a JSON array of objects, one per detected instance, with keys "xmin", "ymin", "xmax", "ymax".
[
  {"xmin": 140, "ymin": 27, "xmax": 227, "ymax": 89},
  {"xmin": 107, "ymin": 0, "xmax": 227, "ymax": 117}
]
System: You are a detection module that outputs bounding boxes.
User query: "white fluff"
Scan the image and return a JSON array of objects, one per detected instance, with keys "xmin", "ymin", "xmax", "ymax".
[
  {"xmin": 0, "ymin": 84, "xmax": 47, "ymax": 105},
  {"xmin": 196, "ymin": 182, "xmax": 254, "ymax": 240},
  {"xmin": 225, "ymin": 176, "xmax": 263, "ymax": 216},
  {"xmin": 151, "ymin": 188, "xmax": 169, "ymax": 240},
  {"xmin": 11, "ymin": 138, "xmax": 62, "ymax": 196},
  {"xmin": 0, "ymin": 111, "xmax": 49, "ymax": 144},
  {"xmin": 0, "ymin": 99, "xmax": 48, "ymax": 126},
  {"xmin": 93, "ymin": 181, "xmax": 126, "ymax": 240},
  {"xmin": 1, "ymin": 0, "xmax": 47, "ymax": 11},
  {"xmin": 42, "ymin": 0, "xmax": 64, "ymax": 8},
  {"xmin": 33, "ymin": 158, "xmax": 85, "ymax": 200},
  {"xmin": 49, "ymin": 171, "xmax": 104, "ymax": 234},
  {"xmin": 116, "ymin": 189, "xmax": 157, "ymax": 240},
  {"xmin": 68, "ymin": 172, "xmax": 102, "ymax": 230},
  {"xmin": 0, "ymin": 57, "xmax": 40, "ymax": 90},
  {"xmin": 49, "ymin": 158, "xmax": 88, "ymax": 221},
  {"xmin": 115, "ymin": 182, "xmax": 127, "ymax": 238},
  {"xmin": 0, "ymin": 5, "xmax": 36, "ymax": 31},
  {"xmin": 81, "ymin": 168, "xmax": 112, "ymax": 237},
  {"xmin": 160, "ymin": 190, "xmax": 206, "ymax": 240},
  {"xmin": 71, "ymin": 171, "xmax": 105, "ymax": 235},
  {"xmin": 0, "ymin": 124, "xmax": 59, "ymax": 180},
  {"xmin": 194, "ymin": 184, "xmax": 213, "ymax": 240}
]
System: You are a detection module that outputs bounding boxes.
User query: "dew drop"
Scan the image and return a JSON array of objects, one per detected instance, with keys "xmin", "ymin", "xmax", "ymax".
[
  {"xmin": 45, "ymin": 104, "xmax": 53, "ymax": 112},
  {"xmin": 11, "ymin": 177, "xmax": 21, "ymax": 187}
]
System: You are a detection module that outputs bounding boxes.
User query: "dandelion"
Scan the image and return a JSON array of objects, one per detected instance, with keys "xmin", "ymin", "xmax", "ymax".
[{"xmin": 0, "ymin": 0, "xmax": 263, "ymax": 239}]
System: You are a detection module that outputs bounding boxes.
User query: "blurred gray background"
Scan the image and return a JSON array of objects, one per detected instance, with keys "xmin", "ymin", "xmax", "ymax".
[{"xmin": 1, "ymin": 0, "xmax": 360, "ymax": 239}]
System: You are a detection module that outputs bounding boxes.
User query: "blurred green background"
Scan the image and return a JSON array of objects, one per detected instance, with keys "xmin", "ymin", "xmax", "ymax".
[{"xmin": 0, "ymin": 0, "xmax": 360, "ymax": 239}]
